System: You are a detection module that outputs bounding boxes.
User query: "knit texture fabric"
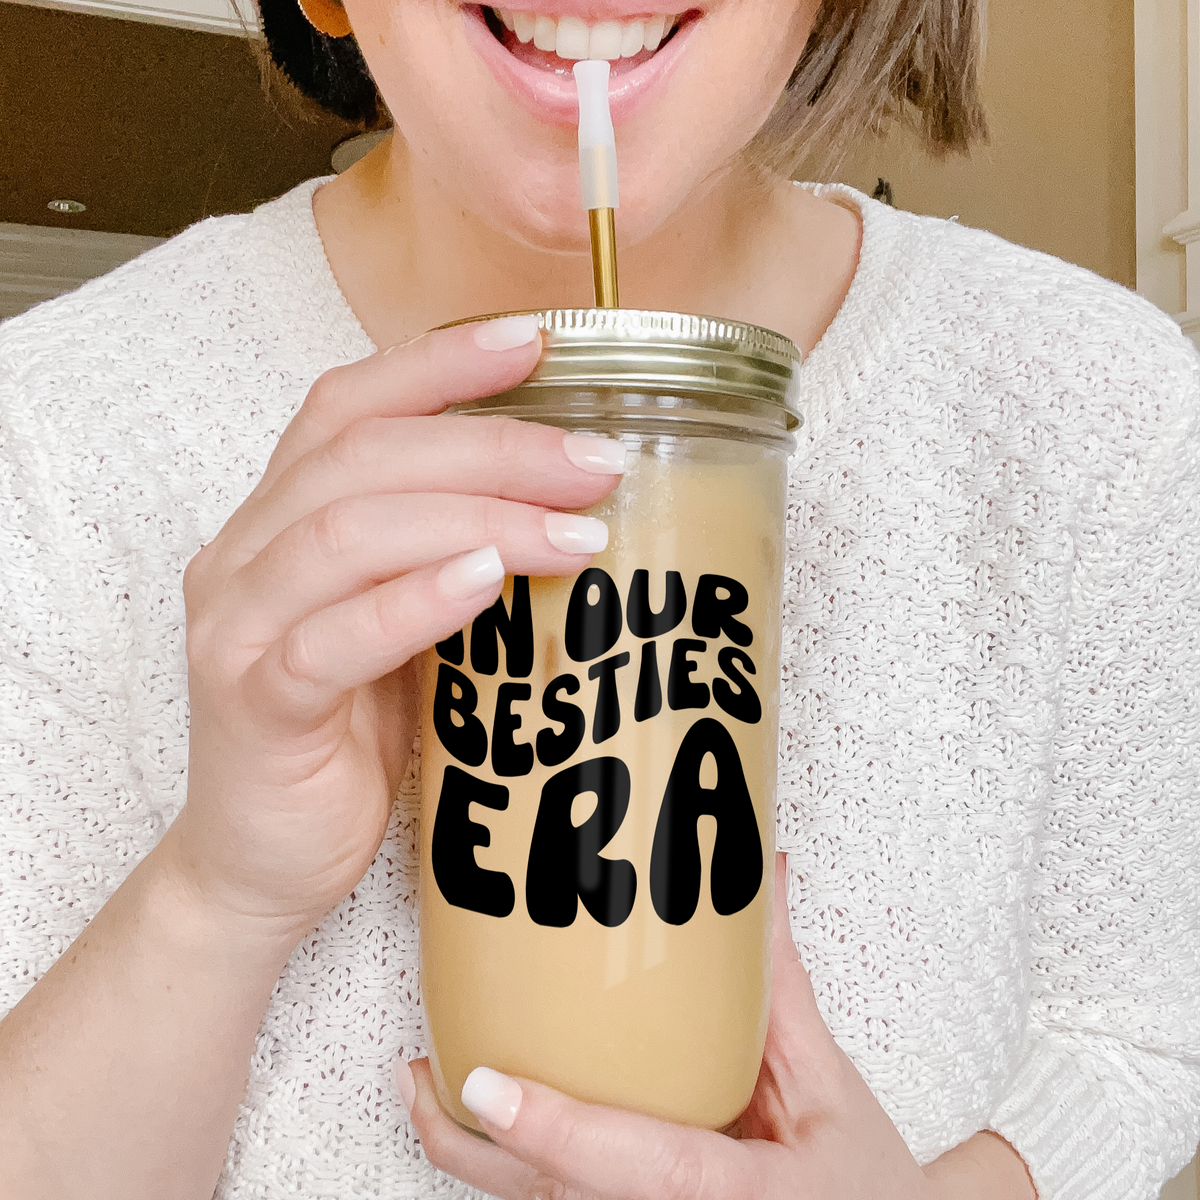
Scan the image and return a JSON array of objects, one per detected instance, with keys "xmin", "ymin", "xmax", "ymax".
[{"xmin": 1, "ymin": 178, "xmax": 1198, "ymax": 1200}]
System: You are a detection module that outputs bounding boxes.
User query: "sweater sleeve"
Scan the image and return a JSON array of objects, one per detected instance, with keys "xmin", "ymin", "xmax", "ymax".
[{"xmin": 988, "ymin": 335, "xmax": 1200, "ymax": 1200}]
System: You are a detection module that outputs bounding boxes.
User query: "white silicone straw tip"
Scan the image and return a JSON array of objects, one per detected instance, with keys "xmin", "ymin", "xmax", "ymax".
[
  {"xmin": 573, "ymin": 60, "xmax": 619, "ymax": 210},
  {"xmin": 573, "ymin": 60, "xmax": 614, "ymax": 148}
]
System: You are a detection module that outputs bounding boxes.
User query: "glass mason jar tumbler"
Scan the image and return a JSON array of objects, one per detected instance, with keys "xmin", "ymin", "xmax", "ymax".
[{"xmin": 419, "ymin": 308, "xmax": 801, "ymax": 1132}]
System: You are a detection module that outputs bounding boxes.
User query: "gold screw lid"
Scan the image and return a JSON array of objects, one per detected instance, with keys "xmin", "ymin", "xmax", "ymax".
[{"xmin": 449, "ymin": 308, "xmax": 803, "ymax": 430}]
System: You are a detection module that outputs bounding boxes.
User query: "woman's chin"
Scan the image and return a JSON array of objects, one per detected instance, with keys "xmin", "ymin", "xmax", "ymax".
[
  {"xmin": 499, "ymin": 218, "xmax": 596, "ymax": 257},
  {"xmin": 484, "ymin": 192, "xmax": 681, "ymax": 259},
  {"xmin": 478, "ymin": 207, "xmax": 596, "ymax": 257}
]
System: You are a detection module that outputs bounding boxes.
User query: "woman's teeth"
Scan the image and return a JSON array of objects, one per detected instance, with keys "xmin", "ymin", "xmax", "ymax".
[{"xmin": 490, "ymin": 8, "xmax": 681, "ymax": 59}]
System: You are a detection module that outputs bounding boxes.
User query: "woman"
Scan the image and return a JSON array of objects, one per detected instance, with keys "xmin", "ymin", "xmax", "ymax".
[{"xmin": 1, "ymin": 0, "xmax": 1197, "ymax": 1194}]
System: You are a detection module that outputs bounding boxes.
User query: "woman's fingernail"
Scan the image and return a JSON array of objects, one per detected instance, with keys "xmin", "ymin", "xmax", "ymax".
[
  {"xmin": 461, "ymin": 1066, "xmax": 522, "ymax": 1131},
  {"xmin": 472, "ymin": 314, "xmax": 541, "ymax": 351},
  {"xmin": 562, "ymin": 433, "xmax": 627, "ymax": 474},
  {"xmin": 545, "ymin": 513, "xmax": 609, "ymax": 554},
  {"xmin": 438, "ymin": 545, "xmax": 505, "ymax": 599},
  {"xmin": 396, "ymin": 1059, "xmax": 416, "ymax": 1111}
]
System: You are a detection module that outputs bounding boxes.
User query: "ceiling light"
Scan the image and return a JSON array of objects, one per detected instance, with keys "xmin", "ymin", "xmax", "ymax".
[{"xmin": 47, "ymin": 199, "xmax": 86, "ymax": 214}]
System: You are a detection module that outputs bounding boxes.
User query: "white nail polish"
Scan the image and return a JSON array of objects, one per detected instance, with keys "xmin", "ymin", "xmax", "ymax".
[
  {"xmin": 545, "ymin": 513, "xmax": 609, "ymax": 554},
  {"xmin": 472, "ymin": 314, "xmax": 541, "ymax": 351},
  {"xmin": 461, "ymin": 1066, "xmax": 522, "ymax": 1131},
  {"xmin": 438, "ymin": 546, "xmax": 505, "ymax": 599},
  {"xmin": 562, "ymin": 433, "xmax": 627, "ymax": 475}
]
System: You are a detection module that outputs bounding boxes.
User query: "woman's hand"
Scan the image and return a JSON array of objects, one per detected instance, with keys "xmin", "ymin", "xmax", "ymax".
[
  {"xmin": 0, "ymin": 315, "xmax": 633, "ymax": 1200},
  {"xmin": 162, "ymin": 314, "xmax": 625, "ymax": 949},
  {"xmin": 398, "ymin": 853, "xmax": 1037, "ymax": 1200}
]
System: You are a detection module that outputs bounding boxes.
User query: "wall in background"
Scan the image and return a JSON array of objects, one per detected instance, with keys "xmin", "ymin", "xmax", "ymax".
[
  {"xmin": 839, "ymin": 0, "xmax": 1137, "ymax": 290},
  {"xmin": 0, "ymin": 2, "xmax": 357, "ymax": 238},
  {"xmin": 1163, "ymin": 1158, "xmax": 1200, "ymax": 1200},
  {"xmin": 0, "ymin": 0, "xmax": 364, "ymax": 319}
]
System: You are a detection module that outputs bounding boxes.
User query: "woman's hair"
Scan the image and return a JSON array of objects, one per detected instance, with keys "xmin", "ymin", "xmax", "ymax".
[
  {"xmin": 257, "ymin": 0, "xmax": 381, "ymax": 125},
  {"xmin": 256, "ymin": 0, "xmax": 986, "ymax": 173},
  {"xmin": 753, "ymin": 0, "xmax": 988, "ymax": 173}
]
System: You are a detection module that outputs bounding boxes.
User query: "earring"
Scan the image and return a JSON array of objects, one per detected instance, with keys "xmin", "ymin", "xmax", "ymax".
[{"xmin": 297, "ymin": 0, "xmax": 353, "ymax": 38}]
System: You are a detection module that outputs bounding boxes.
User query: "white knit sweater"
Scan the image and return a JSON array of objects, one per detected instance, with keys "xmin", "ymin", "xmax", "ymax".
[{"xmin": 2, "ymin": 178, "xmax": 1198, "ymax": 1200}]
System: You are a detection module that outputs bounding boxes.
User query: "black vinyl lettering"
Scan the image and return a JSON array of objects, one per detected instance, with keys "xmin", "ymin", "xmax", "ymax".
[
  {"xmin": 666, "ymin": 638, "xmax": 710, "ymax": 710},
  {"xmin": 491, "ymin": 683, "xmax": 534, "ymax": 777},
  {"xmin": 432, "ymin": 663, "xmax": 488, "ymax": 767},
  {"xmin": 431, "ymin": 766, "xmax": 515, "ymax": 918},
  {"xmin": 649, "ymin": 718, "xmax": 764, "ymax": 925},
  {"xmin": 470, "ymin": 575, "xmax": 534, "ymax": 677},
  {"xmin": 564, "ymin": 568, "xmax": 623, "ymax": 662},
  {"xmin": 588, "ymin": 651, "xmax": 631, "ymax": 743},
  {"xmin": 435, "ymin": 630, "xmax": 464, "ymax": 665},
  {"xmin": 691, "ymin": 574, "xmax": 753, "ymax": 647},
  {"xmin": 712, "ymin": 647, "xmax": 762, "ymax": 724},
  {"xmin": 536, "ymin": 674, "xmax": 586, "ymax": 767},
  {"xmin": 525, "ymin": 757, "xmax": 637, "ymax": 928},
  {"xmin": 633, "ymin": 640, "xmax": 663, "ymax": 723},
  {"xmin": 626, "ymin": 570, "xmax": 687, "ymax": 638}
]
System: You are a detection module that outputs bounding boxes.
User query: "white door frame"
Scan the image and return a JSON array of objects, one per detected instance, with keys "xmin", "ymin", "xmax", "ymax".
[{"xmin": 1137, "ymin": 0, "xmax": 1197, "ymax": 344}]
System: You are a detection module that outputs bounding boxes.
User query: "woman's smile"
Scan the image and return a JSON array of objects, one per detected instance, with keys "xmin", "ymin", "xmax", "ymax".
[
  {"xmin": 338, "ymin": 0, "xmax": 818, "ymax": 254},
  {"xmin": 463, "ymin": 2, "xmax": 702, "ymax": 124},
  {"xmin": 488, "ymin": 7, "xmax": 685, "ymax": 59}
]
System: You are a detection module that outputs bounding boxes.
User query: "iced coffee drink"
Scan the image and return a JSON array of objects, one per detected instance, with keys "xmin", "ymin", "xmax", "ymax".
[{"xmin": 418, "ymin": 308, "xmax": 799, "ymax": 1131}]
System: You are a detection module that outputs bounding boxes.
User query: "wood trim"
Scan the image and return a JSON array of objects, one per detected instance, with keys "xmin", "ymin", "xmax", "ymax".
[
  {"xmin": 1, "ymin": 0, "xmax": 259, "ymax": 36},
  {"xmin": 0, "ymin": 222, "xmax": 163, "ymax": 321},
  {"xmin": 1164, "ymin": 210, "xmax": 1200, "ymax": 244}
]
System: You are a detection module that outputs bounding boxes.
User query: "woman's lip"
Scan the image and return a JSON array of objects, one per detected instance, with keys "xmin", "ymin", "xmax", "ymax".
[{"xmin": 463, "ymin": 5, "xmax": 696, "ymax": 127}]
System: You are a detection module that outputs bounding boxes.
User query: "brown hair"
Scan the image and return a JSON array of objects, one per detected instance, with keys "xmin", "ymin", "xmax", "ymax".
[
  {"xmin": 753, "ymin": 0, "xmax": 988, "ymax": 175},
  {"xmin": 256, "ymin": 0, "xmax": 987, "ymax": 173}
]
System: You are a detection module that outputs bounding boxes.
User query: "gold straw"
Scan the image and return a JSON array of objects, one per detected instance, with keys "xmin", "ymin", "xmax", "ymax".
[{"xmin": 589, "ymin": 207, "xmax": 619, "ymax": 308}]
